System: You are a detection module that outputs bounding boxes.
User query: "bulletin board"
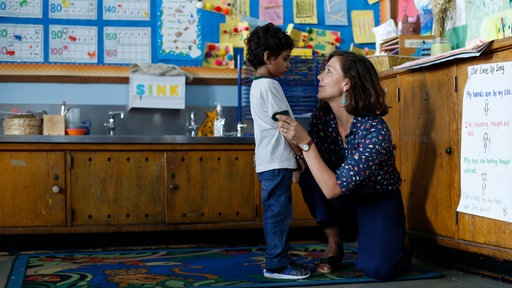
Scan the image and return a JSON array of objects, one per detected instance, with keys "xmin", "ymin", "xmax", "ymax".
[{"xmin": 0, "ymin": 0, "xmax": 380, "ymax": 77}]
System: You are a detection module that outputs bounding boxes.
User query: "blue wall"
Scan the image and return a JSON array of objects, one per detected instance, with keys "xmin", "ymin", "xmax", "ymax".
[
  {"xmin": 0, "ymin": 83, "xmax": 239, "ymax": 107},
  {"xmin": 0, "ymin": 0, "xmax": 380, "ymax": 108}
]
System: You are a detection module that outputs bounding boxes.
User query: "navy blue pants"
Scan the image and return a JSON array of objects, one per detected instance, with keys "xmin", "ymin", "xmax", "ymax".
[
  {"xmin": 299, "ymin": 168, "xmax": 408, "ymax": 280},
  {"xmin": 258, "ymin": 169, "xmax": 294, "ymax": 270}
]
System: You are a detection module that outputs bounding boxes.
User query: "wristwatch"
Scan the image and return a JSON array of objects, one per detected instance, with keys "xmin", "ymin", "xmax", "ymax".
[{"xmin": 300, "ymin": 139, "xmax": 314, "ymax": 152}]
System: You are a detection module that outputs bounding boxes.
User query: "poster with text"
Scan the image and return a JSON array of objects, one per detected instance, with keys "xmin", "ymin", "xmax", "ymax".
[
  {"xmin": 158, "ymin": 0, "xmax": 202, "ymax": 60},
  {"xmin": 457, "ymin": 61, "xmax": 512, "ymax": 223}
]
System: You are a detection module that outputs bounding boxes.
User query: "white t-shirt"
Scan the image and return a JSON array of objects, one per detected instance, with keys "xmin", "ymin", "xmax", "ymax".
[{"xmin": 250, "ymin": 77, "xmax": 297, "ymax": 173}]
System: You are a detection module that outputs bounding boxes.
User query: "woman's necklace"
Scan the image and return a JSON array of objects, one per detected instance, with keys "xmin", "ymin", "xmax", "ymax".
[{"xmin": 339, "ymin": 124, "xmax": 350, "ymax": 147}]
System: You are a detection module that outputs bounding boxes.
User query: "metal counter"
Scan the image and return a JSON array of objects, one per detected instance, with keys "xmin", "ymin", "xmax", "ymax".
[{"xmin": 0, "ymin": 135, "xmax": 255, "ymax": 144}]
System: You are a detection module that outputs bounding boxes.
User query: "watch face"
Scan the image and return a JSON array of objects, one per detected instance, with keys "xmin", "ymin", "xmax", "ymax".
[{"xmin": 301, "ymin": 144, "xmax": 310, "ymax": 152}]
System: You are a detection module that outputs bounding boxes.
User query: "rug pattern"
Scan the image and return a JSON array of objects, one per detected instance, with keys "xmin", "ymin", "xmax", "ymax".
[{"xmin": 8, "ymin": 244, "xmax": 441, "ymax": 287}]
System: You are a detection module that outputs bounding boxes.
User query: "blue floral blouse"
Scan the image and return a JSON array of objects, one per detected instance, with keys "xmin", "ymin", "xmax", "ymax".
[{"xmin": 308, "ymin": 108, "xmax": 402, "ymax": 197}]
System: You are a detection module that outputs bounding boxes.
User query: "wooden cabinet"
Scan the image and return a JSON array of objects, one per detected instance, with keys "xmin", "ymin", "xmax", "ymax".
[
  {"xmin": 378, "ymin": 38, "xmax": 512, "ymax": 261},
  {"xmin": 0, "ymin": 152, "xmax": 66, "ymax": 227},
  {"xmin": 166, "ymin": 150, "xmax": 258, "ymax": 224},
  {"xmin": 0, "ymin": 141, "xmax": 316, "ymax": 234},
  {"xmin": 398, "ymin": 65, "xmax": 458, "ymax": 238},
  {"xmin": 381, "ymin": 74, "xmax": 401, "ymax": 167},
  {"xmin": 69, "ymin": 151, "xmax": 166, "ymax": 226}
]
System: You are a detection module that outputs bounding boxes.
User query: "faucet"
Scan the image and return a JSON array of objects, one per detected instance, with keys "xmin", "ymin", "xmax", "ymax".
[
  {"xmin": 104, "ymin": 111, "xmax": 124, "ymax": 136},
  {"xmin": 188, "ymin": 111, "xmax": 198, "ymax": 136},
  {"xmin": 237, "ymin": 122, "xmax": 247, "ymax": 137}
]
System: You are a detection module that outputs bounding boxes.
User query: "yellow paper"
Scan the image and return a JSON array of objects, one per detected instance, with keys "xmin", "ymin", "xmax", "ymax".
[
  {"xmin": 219, "ymin": 22, "xmax": 250, "ymax": 48},
  {"xmin": 286, "ymin": 24, "xmax": 309, "ymax": 48},
  {"xmin": 291, "ymin": 48, "xmax": 313, "ymax": 57},
  {"xmin": 351, "ymin": 10, "xmax": 376, "ymax": 44},
  {"xmin": 199, "ymin": 0, "xmax": 232, "ymax": 15},
  {"xmin": 480, "ymin": 9, "xmax": 512, "ymax": 41},
  {"xmin": 226, "ymin": 0, "xmax": 250, "ymax": 22},
  {"xmin": 304, "ymin": 27, "xmax": 341, "ymax": 56},
  {"xmin": 293, "ymin": 0, "xmax": 318, "ymax": 24},
  {"xmin": 202, "ymin": 42, "xmax": 235, "ymax": 69},
  {"xmin": 367, "ymin": 0, "xmax": 379, "ymax": 4}
]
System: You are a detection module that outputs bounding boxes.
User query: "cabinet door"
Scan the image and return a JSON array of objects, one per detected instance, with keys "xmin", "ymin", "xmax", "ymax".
[
  {"xmin": 0, "ymin": 152, "xmax": 65, "ymax": 227},
  {"xmin": 166, "ymin": 150, "xmax": 257, "ymax": 223},
  {"xmin": 381, "ymin": 75, "xmax": 401, "ymax": 168},
  {"xmin": 70, "ymin": 151, "xmax": 165, "ymax": 225},
  {"xmin": 399, "ymin": 66, "xmax": 457, "ymax": 238},
  {"xmin": 291, "ymin": 182, "xmax": 315, "ymax": 222}
]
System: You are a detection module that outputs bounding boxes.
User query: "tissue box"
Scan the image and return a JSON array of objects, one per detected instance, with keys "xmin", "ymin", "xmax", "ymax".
[{"xmin": 129, "ymin": 75, "xmax": 186, "ymax": 109}]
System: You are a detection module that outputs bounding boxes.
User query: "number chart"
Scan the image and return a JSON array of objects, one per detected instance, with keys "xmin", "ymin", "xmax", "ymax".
[
  {"xmin": 0, "ymin": 24, "xmax": 44, "ymax": 62},
  {"xmin": 49, "ymin": 25, "xmax": 97, "ymax": 63},
  {"xmin": 0, "ymin": 0, "xmax": 42, "ymax": 18},
  {"xmin": 0, "ymin": 0, "xmax": 228, "ymax": 68},
  {"xmin": 104, "ymin": 27, "xmax": 151, "ymax": 64},
  {"xmin": 49, "ymin": 0, "xmax": 97, "ymax": 20},
  {"xmin": 103, "ymin": 0, "xmax": 150, "ymax": 20}
]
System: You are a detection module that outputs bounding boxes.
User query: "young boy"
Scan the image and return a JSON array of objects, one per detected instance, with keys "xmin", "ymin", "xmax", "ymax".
[{"xmin": 245, "ymin": 23, "xmax": 310, "ymax": 280}]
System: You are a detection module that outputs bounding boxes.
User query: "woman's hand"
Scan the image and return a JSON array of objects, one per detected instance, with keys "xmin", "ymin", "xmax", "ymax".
[{"xmin": 275, "ymin": 115, "xmax": 309, "ymax": 146}]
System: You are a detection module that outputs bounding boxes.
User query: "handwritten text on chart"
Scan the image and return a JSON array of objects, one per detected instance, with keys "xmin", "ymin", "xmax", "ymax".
[
  {"xmin": 458, "ymin": 61, "xmax": 512, "ymax": 222},
  {"xmin": 459, "ymin": 193, "xmax": 503, "ymax": 214},
  {"xmin": 463, "ymin": 157, "xmax": 511, "ymax": 173},
  {"xmin": 466, "ymin": 88, "xmax": 512, "ymax": 99},
  {"xmin": 469, "ymin": 63, "xmax": 506, "ymax": 76}
]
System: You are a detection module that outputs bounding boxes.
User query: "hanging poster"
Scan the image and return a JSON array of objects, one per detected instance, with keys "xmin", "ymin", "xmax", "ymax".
[
  {"xmin": 293, "ymin": 0, "xmax": 318, "ymax": 24},
  {"xmin": 0, "ymin": 24, "xmax": 44, "ymax": 62},
  {"xmin": 324, "ymin": 0, "xmax": 348, "ymax": 26},
  {"xmin": 49, "ymin": 0, "xmax": 97, "ymax": 20},
  {"xmin": 457, "ymin": 61, "xmax": 512, "ymax": 223},
  {"xmin": 103, "ymin": 0, "xmax": 150, "ymax": 20},
  {"xmin": 351, "ymin": 10, "xmax": 375, "ymax": 44},
  {"xmin": 158, "ymin": 0, "xmax": 202, "ymax": 61},
  {"xmin": 259, "ymin": 0, "xmax": 284, "ymax": 25}
]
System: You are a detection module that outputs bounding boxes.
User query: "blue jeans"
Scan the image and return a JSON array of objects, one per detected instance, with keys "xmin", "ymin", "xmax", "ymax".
[
  {"xmin": 258, "ymin": 169, "xmax": 293, "ymax": 270},
  {"xmin": 356, "ymin": 194, "xmax": 408, "ymax": 280},
  {"xmin": 299, "ymin": 167, "xmax": 358, "ymax": 240}
]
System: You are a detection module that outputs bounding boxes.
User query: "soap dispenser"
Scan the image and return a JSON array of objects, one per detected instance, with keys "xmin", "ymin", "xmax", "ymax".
[{"xmin": 214, "ymin": 103, "xmax": 225, "ymax": 136}]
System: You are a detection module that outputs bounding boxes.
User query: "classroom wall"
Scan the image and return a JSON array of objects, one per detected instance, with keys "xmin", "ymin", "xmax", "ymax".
[{"xmin": 0, "ymin": 0, "xmax": 381, "ymax": 131}]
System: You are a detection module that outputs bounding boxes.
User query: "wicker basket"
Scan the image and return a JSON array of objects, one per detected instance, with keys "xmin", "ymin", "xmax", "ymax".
[
  {"xmin": 368, "ymin": 55, "xmax": 418, "ymax": 72},
  {"xmin": 3, "ymin": 115, "xmax": 43, "ymax": 135}
]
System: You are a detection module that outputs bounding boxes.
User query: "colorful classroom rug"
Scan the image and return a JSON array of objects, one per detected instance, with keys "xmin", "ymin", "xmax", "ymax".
[{"xmin": 7, "ymin": 244, "xmax": 442, "ymax": 287}]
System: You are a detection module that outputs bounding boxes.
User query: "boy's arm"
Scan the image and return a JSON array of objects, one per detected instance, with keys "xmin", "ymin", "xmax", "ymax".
[{"xmin": 272, "ymin": 110, "xmax": 306, "ymax": 172}]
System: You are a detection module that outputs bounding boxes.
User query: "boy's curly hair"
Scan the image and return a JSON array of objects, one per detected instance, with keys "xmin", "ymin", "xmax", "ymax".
[{"xmin": 245, "ymin": 23, "xmax": 295, "ymax": 70}]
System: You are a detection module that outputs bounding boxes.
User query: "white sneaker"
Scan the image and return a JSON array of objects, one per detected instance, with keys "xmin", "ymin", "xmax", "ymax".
[{"xmin": 263, "ymin": 263, "xmax": 311, "ymax": 280}]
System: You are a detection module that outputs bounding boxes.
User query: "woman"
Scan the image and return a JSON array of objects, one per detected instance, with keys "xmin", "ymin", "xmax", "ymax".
[{"xmin": 276, "ymin": 50, "xmax": 410, "ymax": 280}]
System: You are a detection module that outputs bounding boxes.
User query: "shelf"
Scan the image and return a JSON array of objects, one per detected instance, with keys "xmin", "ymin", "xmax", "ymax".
[{"xmin": 0, "ymin": 63, "xmax": 238, "ymax": 85}]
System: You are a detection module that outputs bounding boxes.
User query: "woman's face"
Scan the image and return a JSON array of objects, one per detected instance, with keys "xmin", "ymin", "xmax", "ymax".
[{"xmin": 317, "ymin": 56, "xmax": 348, "ymax": 101}]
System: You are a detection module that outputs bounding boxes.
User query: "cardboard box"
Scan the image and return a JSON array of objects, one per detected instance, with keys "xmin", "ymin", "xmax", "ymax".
[
  {"xmin": 368, "ymin": 55, "xmax": 419, "ymax": 72},
  {"xmin": 43, "ymin": 115, "xmax": 65, "ymax": 135},
  {"xmin": 380, "ymin": 35, "xmax": 435, "ymax": 56}
]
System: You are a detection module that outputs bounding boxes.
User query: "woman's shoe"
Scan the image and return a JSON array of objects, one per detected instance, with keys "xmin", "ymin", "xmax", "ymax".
[{"xmin": 316, "ymin": 255, "xmax": 343, "ymax": 273}]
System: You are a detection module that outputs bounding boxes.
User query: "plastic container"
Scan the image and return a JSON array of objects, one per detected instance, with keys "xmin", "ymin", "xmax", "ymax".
[
  {"xmin": 430, "ymin": 38, "xmax": 451, "ymax": 56},
  {"xmin": 214, "ymin": 103, "xmax": 225, "ymax": 136}
]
